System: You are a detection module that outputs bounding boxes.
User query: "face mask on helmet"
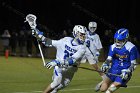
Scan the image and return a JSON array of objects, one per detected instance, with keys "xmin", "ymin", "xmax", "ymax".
[
  {"xmin": 114, "ymin": 28, "xmax": 129, "ymax": 48},
  {"xmin": 73, "ymin": 25, "xmax": 86, "ymax": 44},
  {"xmin": 88, "ymin": 22, "xmax": 97, "ymax": 33},
  {"xmin": 114, "ymin": 39, "xmax": 127, "ymax": 48}
]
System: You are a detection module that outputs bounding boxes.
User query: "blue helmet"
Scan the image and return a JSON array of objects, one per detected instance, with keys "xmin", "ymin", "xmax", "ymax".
[
  {"xmin": 114, "ymin": 28, "xmax": 129, "ymax": 48},
  {"xmin": 114, "ymin": 28, "xmax": 129, "ymax": 40}
]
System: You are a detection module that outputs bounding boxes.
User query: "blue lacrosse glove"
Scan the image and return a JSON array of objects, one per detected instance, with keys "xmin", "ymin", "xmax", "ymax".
[
  {"xmin": 101, "ymin": 63, "xmax": 109, "ymax": 72},
  {"xmin": 121, "ymin": 69, "xmax": 131, "ymax": 80},
  {"xmin": 86, "ymin": 40, "xmax": 90, "ymax": 47},
  {"xmin": 45, "ymin": 59, "xmax": 61, "ymax": 69}
]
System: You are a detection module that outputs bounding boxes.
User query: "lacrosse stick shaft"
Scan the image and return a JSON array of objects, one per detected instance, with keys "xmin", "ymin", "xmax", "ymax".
[
  {"xmin": 25, "ymin": 14, "xmax": 46, "ymax": 66},
  {"xmin": 37, "ymin": 40, "xmax": 46, "ymax": 66},
  {"xmin": 78, "ymin": 66, "xmax": 121, "ymax": 77},
  {"xmin": 87, "ymin": 47, "xmax": 94, "ymax": 57},
  {"xmin": 87, "ymin": 47, "xmax": 99, "ymax": 63}
]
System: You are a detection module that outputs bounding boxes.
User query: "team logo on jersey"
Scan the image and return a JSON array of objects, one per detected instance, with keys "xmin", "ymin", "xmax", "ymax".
[
  {"xmin": 115, "ymin": 53, "xmax": 128, "ymax": 59},
  {"xmin": 65, "ymin": 45, "xmax": 77, "ymax": 53}
]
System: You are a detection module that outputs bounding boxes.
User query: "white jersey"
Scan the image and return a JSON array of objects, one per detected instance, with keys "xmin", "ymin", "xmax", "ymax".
[
  {"xmin": 50, "ymin": 37, "xmax": 86, "ymax": 89},
  {"xmin": 85, "ymin": 31, "xmax": 103, "ymax": 55},
  {"xmin": 52, "ymin": 37, "xmax": 86, "ymax": 64},
  {"xmin": 81, "ymin": 31, "xmax": 103, "ymax": 64}
]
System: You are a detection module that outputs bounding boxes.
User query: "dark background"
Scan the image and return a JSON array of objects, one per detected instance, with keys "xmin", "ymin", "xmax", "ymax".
[{"xmin": 0, "ymin": 0, "xmax": 138, "ymax": 38}]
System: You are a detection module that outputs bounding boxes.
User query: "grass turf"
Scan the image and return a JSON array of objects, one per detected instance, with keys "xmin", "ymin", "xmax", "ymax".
[{"xmin": 0, "ymin": 56, "xmax": 140, "ymax": 93}]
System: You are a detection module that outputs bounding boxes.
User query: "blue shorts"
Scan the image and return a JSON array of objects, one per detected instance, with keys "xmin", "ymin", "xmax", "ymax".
[{"xmin": 107, "ymin": 73, "xmax": 131, "ymax": 87}]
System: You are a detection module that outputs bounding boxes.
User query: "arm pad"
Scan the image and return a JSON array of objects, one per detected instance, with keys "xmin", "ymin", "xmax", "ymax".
[
  {"xmin": 32, "ymin": 28, "xmax": 52, "ymax": 46},
  {"xmin": 42, "ymin": 38, "xmax": 52, "ymax": 46}
]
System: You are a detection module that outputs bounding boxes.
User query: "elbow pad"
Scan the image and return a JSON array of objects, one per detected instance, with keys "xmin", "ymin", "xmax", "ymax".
[{"xmin": 43, "ymin": 38, "xmax": 52, "ymax": 46}]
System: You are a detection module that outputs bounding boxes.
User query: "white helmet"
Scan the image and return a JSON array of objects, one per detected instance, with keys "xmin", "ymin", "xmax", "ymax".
[
  {"xmin": 73, "ymin": 25, "xmax": 86, "ymax": 44},
  {"xmin": 88, "ymin": 21, "xmax": 97, "ymax": 33}
]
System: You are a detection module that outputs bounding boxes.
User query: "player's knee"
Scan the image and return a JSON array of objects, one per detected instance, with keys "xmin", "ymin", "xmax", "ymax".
[
  {"xmin": 100, "ymin": 83, "xmax": 108, "ymax": 92},
  {"xmin": 106, "ymin": 84, "xmax": 117, "ymax": 93},
  {"xmin": 100, "ymin": 88, "xmax": 107, "ymax": 92}
]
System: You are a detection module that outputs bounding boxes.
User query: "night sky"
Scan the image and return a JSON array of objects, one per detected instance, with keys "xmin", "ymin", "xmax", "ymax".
[{"xmin": 0, "ymin": 0, "xmax": 138, "ymax": 38}]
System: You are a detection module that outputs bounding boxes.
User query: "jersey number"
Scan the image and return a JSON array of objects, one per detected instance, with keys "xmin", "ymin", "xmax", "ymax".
[
  {"xmin": 86, "ymin": 40, "xmax": 90, "ymax": 47},
  {"xmin": 64, "ymin": 50, "xmax": 73, "ymax": 59},
  {"xmin": 119, "ymin": 58, "xmax": 124, "ymax": 66}
]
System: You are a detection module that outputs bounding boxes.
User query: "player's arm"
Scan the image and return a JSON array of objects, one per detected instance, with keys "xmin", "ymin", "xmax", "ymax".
[
  {"xmin": 121, "ymin": 46, "xmax": 138, "ymax": 80},
  {"xmin": 25, "ymin": 14, "xmax": 52, "ymax": 46},
  {"xmin": 94, "ymin": 34, "xmax": 103, "ymax": 60},
  {"xmin": 46, "ymin": 46, "xmax": 86, "ymax": 69},
  {"xmin": 95, "ymin": 34, "xmax": 103, "ymax": 49},
  {"xmin": 127, "ymin": 46, "xmax": 138, "ymax": 72},
  {"xmin": 100, "ymin": 56, "xmax": 112, "ymax": 72},
  {"xmin": 101, "ymin": 45, "xmax": 113, "ymax": 72},
  {"xmin": 45, "ymin": 58, "xmax": 76, "ymax": 69},
  {"xmin": 32, "ymin": 28, "xmax": 52, "ymax": 46}
]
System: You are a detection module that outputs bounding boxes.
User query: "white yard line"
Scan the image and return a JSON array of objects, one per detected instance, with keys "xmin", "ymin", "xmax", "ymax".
[{"xmin": 14, "ymin": 85, "xmax": 140, "ymax": 93}]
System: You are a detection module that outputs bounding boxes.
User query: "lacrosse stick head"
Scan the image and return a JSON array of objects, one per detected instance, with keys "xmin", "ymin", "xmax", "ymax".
[{"xmin": 25, "ymin": 14, "xmax": 37, "ymax": 29}]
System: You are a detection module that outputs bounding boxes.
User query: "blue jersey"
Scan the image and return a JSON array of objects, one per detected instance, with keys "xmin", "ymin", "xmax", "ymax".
[
  {"xmin": 106, "ymin": 41, "xmax": 139, "ymax": 85},
  {"xmin": 108, "ymin": 41, "xmax": 139, "ymax": 74}
]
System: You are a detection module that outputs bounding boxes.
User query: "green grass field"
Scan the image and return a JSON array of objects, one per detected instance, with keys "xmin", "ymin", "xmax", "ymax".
[{"xmin": 0, "ymin": 56, "xmax": 140, "ymax": 93}]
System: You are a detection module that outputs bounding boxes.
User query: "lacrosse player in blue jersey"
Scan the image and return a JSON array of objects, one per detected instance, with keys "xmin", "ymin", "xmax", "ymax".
[
  {"xmin": 95, "ymin": 28, "xmax": 139, "ymax": 93},
  {"xmin": 27, "ymin": 18, "xmax": 87, "ymax": 93}
]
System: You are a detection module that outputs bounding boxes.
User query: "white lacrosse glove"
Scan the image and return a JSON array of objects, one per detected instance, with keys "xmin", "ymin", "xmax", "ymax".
[
  {"xmin": 121, "ymin": 69, "xmax": 131, "ymax": 80},
  {"xmin": 101, "ymin": 63, "xmax": 109, "ymax": 72},
  {"xmin": 45, "ymin": 60, "xmax": 60, "ymax": 69},
  {"xmin": 25, "ymin": 14, "xmax": 37, "ymax": 29},
  {"xmin": 32, "ymin": 29, "xmax": 44, "ymax": 39}
]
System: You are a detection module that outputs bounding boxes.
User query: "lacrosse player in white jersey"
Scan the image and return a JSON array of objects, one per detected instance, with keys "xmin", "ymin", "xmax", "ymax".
[
  {"xmin": 82, "ymin": 21, "xmax": 107, "ymax": 91},
  {"xmin": 27, "ymin": 21, "xmax": 86, "ymax": 93}
]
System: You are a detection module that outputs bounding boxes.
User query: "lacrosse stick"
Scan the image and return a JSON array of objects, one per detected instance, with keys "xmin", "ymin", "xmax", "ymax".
[
  {"xmin": 25, "ymin": 14, "xmax": 46, "ymax": 66},
  {"xmin": 78, "ymin": 66, "xmax": 122, "ymax": 77}
]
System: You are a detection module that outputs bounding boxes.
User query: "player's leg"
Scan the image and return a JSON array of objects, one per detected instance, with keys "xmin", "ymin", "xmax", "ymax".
[
  {"xmin": 105, "ymin": 74, "xmax": 131, "ymax": 93},
  {"xmin": 91, "ymin": 63, "xmax": 106, "ymax": 78},
  {"xmin": 50, "ymin": 84, "xmax": 63, "ymax": 93},
  {"xmin": 62, "ymin": 66, "xmax": 77, "ymax": 87},
  {"xmin": 100, "ymin": 76, "xmax": 112, "ymax": 92},
  {"xmin": 51, "ymin": 66, "xmax": 77, "ymax": 92},
  {"xmin": 94, "ymin": 80, "xmax": 103, "ymax": 92},
  {"xmin": 80, "ymin": 55, "xmax": 87, "ymax": 63},
  {"xmin": 92, "ymin": 63, "xmax": 108, "ymax": 91},
  {"xmin": 86, "ymin": 54, "xmax": 106, "ymax": 79},
  {"xmin": 105, "ymin": 82, "xmax": 121, "ymax": 93},
  {"xmin": 43, "ymin": 66, "xmax": 62, "ymax": 93},
  {"xmin": 86, "ymin": 54, "xmax": 107, "ymax": 91}
]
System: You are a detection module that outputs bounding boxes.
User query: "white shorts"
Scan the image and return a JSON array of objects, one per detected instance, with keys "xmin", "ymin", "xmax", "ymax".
[
  {"xmin": 51, "ymin": 65, "xmax": 78, "ymax": 88},
  {"xmin": 81, "ymin": 53, "xmax": 98, "ymax": 65}
]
